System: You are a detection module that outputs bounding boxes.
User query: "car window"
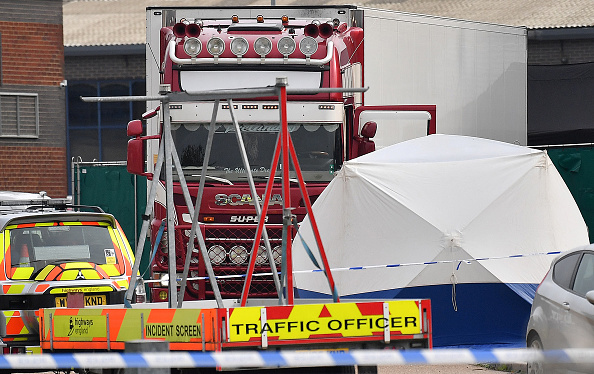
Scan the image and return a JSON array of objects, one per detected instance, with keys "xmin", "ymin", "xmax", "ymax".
[
  {"xmin": 553, "ymin": 253, "xmax": 581, "ymax": 289},
  {"xmin": 9, "ymin": 223, "xmax": 119, "ymax": 273},
  {"xmin": 573, "ymin": 253, "xmax": 594, "ymax": 296}
]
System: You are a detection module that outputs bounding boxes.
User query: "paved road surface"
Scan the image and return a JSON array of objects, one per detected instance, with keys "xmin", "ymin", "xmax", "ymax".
[
  {"xmin": 16, "ymin": 363, "xmax": 525, "ymax": 373},
  {"xmin": 380, "ymin": 363, "xmax": 524, "ymax": 373}
]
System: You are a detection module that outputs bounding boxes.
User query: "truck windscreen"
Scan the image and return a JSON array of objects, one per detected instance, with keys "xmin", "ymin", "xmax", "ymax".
[{"xmin": 171, "ymin": 123, "xmax": 341, "ymax": 183}]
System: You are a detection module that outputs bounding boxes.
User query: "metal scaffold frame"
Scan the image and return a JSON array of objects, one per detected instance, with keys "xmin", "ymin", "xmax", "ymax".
[{"xmin": 83, "ymin": 79, "xmax": 367, "ymax": 308}]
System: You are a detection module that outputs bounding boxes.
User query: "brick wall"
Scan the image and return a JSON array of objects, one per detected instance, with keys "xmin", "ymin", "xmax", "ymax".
[
  {"xmin": 0, "ymin": 0, "xmax": 62, "ymax": 24},
  {"xmin": 528, "ymin": 39, "xmax": 594, "ymax": 65},
  {"xmin": 65, "ymin": 54, "xmax": 145, "ymax": 81},
  {"xmin": 0, "ymin": 0, "xmax": 66, "ymax": 197},
  {"xmin": 0, "ymin": 21, "xmax": 64, "ymax": 85},
  {"xmin": 0, "ymin": 146, "xmax": 66, "ymax": 197}
]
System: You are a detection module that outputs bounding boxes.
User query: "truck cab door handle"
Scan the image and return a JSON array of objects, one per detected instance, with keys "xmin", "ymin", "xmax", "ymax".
[{"xmin": 562, "ymin": 302, "xmax": 571, "ymax": 311}]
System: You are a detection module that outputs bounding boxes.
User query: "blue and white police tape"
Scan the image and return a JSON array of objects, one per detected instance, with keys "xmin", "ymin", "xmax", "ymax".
[
  {"xmin": 2, "ymin": 348, "xmax": 594, "ymax": 370},
  {"xmin": 144, "ymin": 250, "xmax": 564, "ymax": 284}
]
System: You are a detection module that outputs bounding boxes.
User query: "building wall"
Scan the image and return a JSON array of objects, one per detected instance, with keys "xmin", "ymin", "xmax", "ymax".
[
  {"xmin": 528, "ymin": 39, "xmax": 594, "ymax": 65},
  {"xmin": 65, "ymin": 54, "xmax": 145, "ymax": 81},
  {"xmin": 0, "ymin": 0, "xmax": 66, "ymax": 197}
]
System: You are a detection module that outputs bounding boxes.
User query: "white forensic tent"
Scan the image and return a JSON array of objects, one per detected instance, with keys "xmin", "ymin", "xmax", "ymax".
[{"xmin": 292, "ymin": 134, "xmax": 589, "ymax": 346}]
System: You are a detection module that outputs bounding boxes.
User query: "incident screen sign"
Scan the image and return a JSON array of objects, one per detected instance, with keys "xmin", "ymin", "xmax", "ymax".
[{"xmin": 145, "ymin": 322, "xmax": 201, "ymax": 342}]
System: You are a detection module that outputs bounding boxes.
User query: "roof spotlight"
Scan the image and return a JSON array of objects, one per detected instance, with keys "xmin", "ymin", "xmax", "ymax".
[
  {"xmin": 207, "ymin": 37, "xmax": 225, "ymax": 56},
  {"xmin": 254, "ymin": 37, "xmax": 272, "ymax": 56},
  {"xmin": 230, "ymin": 37, "xmax": 249, "ymax": 56},
  {"xmin": 277, "ymin": 36, "xmax": 296, "ymax": 56},
  {"xmin": 183, "ymin": 37, "xmax": 202, "ymax": 57},
  {"xmin": 299, "ymin": 36, "xmax": 318, "ymax": 56}
]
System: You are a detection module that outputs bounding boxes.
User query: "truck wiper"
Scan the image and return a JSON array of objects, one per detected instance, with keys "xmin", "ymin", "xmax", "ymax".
[
  {"xmin": 239, "ymin": 175, "xmax": 300, "ymax": 184},
  {"xmin": 190, "ymin": 174, "xmax": 234, "ymax": 185},
  {"xmin": 183, "ymin": 166, "xmax": 234, "ymax": 185}
]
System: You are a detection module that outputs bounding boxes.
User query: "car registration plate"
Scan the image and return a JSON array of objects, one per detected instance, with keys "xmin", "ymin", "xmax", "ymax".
[{"xmin": 55, "ymin": 294, "xmax": 107, "ymax": 307}]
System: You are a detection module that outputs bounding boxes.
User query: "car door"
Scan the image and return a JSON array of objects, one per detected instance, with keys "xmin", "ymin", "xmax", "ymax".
[
  {"xmin": 539, "ymin": 252, "xmax": 581, "ymax": 350},
  {"xmin": 566, "ymin": 252, "xmax": 594, "ymax": 348}
]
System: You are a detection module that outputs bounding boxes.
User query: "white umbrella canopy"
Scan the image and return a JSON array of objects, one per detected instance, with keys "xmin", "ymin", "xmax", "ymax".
[{"xmin": 292, "ymin": 134, "xmax": 588, "ymax": 301}]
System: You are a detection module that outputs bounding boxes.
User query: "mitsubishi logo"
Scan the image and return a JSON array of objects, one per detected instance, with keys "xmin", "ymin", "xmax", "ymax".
[{"xmin": 75, "ymin": 270, "xmax": 85, "ymax": 280}]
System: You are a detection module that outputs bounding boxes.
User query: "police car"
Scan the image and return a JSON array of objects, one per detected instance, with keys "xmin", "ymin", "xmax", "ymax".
[{"xmin": 0, "ymin": 191, "xmax": 145, "ymax": 352}]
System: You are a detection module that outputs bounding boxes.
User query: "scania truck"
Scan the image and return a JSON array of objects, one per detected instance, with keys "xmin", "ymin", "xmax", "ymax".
[{"xmin": 128, "ymin": 5, "xmax": 526, "ymax": 302}]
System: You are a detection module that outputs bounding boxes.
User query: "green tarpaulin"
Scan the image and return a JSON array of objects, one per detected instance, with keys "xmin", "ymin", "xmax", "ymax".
[
  {"xmin": 547, "ymin": 147, "xmax": 594, "ymax": 243},
  {"xmin": 73, "ymin": 163, "xmax": 151, "ymax": 278}
]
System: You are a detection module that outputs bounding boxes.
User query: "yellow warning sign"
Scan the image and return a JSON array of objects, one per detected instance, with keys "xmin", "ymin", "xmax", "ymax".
[
  {"xmin": 145, "ymin": 323, "xmax": 201, "ymax": 342},
  {"xmin": 228, "ymin": 300, "xmax": 421, "ymax": 342},
  {"xmin": 53, "ymin": 315, "xmax": 107, "ymax": 341}
]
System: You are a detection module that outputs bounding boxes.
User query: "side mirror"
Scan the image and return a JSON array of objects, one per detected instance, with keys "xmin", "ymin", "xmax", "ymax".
[
  {"xmin": 361, "ymin": 121, "xmax": 377, "ymax": 138},
  {"xmin": 126, "ymin": 119, "xmax": 153, "ymax": 178},
  {"xmin": 127, "ymin": 138, "xmax": 146, "ymax": 176},
  {"xmin": 127, "ymin": 120, "xmax": 143, "ymax": 137},
  {"xmin": 586, "ymin": 290, "xmax": 594, "ymax": 305}
]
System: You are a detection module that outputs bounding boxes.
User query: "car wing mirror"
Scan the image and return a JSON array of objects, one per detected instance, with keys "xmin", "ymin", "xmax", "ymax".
[{"xmin": 586, "ymin": 290, "xmax": 594, "ymax": 305}]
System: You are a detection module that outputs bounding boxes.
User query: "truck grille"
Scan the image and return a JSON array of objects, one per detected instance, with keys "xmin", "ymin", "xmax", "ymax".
[{"xmin": 152, "ymin": 223, "xmax": 283, "ymax": 299}]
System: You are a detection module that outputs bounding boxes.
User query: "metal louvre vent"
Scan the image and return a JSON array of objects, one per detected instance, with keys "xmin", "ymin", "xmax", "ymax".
[{"xmin": 0, "ymin": 93, "xmax": 39, "ymax": 138}]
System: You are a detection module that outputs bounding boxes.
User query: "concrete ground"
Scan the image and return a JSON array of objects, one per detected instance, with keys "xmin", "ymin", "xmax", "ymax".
[{"xmin": 379, "ymin": 363, "xmax": 526, "ymax": 373}]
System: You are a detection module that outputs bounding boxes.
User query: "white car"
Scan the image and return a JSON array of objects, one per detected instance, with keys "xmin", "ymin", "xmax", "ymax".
[{"xmin": 526, "ymin": 244, "xmax": 594, "ymax": 373}]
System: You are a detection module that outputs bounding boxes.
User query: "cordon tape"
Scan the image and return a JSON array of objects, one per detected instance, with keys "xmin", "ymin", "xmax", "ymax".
[
  {"xmin": 144, "ymin": 250, "xmax": 564, "ymax": 284},
  {"xmin": 1, "ymin": 348, "xmax": 594, "ymax": 369}
]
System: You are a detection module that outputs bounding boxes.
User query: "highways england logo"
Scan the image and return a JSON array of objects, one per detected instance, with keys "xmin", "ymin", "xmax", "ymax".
[{"xmin": 68, "ymin": 316, "xmax": 94, "ymax": 336}]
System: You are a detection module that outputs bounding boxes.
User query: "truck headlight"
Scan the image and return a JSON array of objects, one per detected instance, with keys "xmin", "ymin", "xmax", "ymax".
[
  {"xmin": 183, "ymin": 37, "xmax": 202, "ymax": 57},
  {"xmin": 208, "ymin": 245, "xmax": 226, "ymax": 265},
  {"xmin": 190, "ymin": 271, "xmax": 200, "ymax": 290},
  {"xmin": 277, "ymin": 37, "xmax": 296, "ymax": 56},
  {"xmin": 230, "ymin": 37, "xmax": 249, "ymax": 56},
  {"xmin": 207, "ymin": 37, "xmax": 225, "ymax": 56},
  {"xmin": 229, "ymin": 245, "xmax": 248, "ymax": 265},
  {"xmin": 272, "ymin": 245, "xmax": 283, "ymax": 265},
  {"xmin": 299, "ymin": 36, "xmax": 318, "ymax": 56},
  {"xmin": 255, "ymin": 245, "xmax": 267, "ymax": 265}
]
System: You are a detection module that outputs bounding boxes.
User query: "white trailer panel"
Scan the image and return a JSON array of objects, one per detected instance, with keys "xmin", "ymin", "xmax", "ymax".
[{"xmin": 360, "ymin": 8, "xmax": 527, "ymax": 145}]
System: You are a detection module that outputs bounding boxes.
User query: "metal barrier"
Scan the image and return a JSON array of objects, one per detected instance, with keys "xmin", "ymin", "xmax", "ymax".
[{"xmin": 2, "ymin": 348, "xmax": 594, "ymax": 370}]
